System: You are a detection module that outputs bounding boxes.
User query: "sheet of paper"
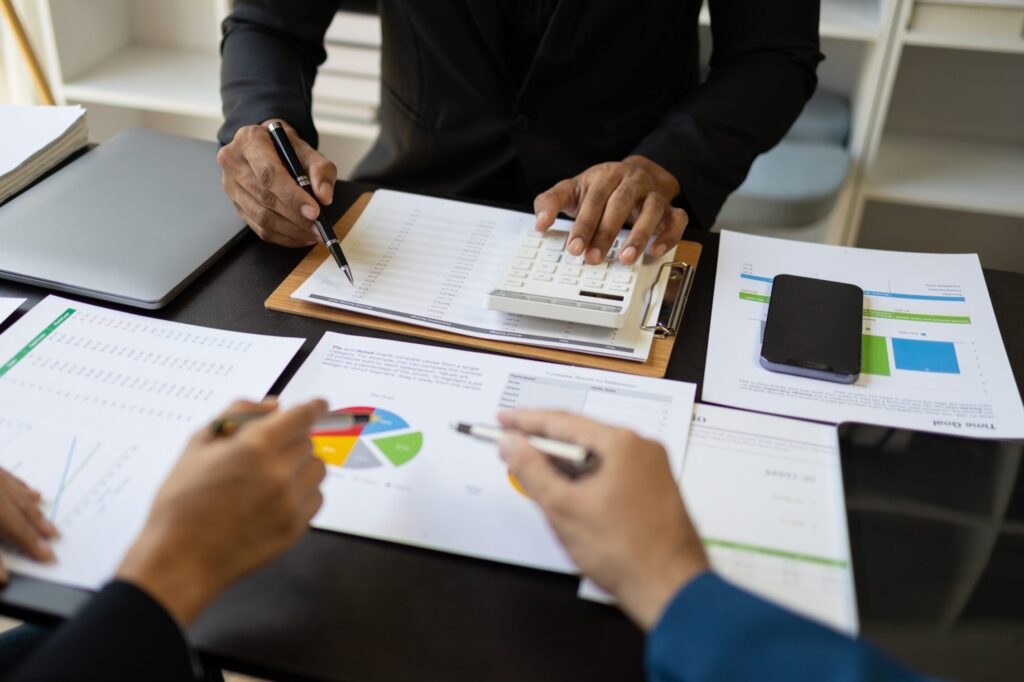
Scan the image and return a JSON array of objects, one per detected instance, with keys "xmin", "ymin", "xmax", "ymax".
[
  {"xmin": 0, "ymin": 298, "xmax": 23, "ymax": 325},
  {"xmin": 278, "ymin": 332, "xmax": 696, "ymax": 573},
  {"xmin": 703, "ymin": 231, "xmax": 1024, "ymax": 438},
  {"xmin": 292, "ymin": 190, "xmax": 672, "ymax": 361},
  {"xmin": 580, "ymin": 404, "xmax": 858, "ymax": 635},
  {"xmin": 0, "ymin": 296, "xmax": 303, "ymax": 589}
]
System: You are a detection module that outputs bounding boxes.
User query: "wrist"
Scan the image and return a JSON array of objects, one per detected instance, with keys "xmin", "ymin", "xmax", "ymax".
[
  {"xmin": 623, "ymin": 155, "xmax": 680, "ymax": 201},
  {"xmin": 116, "ymin": 527, "xmax": 222, "ymax": 626},
  {"xmin": 617, "ymin": 552, "xmax": 708, "ymax": 632}
]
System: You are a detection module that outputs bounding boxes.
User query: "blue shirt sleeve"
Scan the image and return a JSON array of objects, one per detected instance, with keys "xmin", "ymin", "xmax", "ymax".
[{"xmin": 646, "ymin": 572, "xmax": 926, "ymax": 682}]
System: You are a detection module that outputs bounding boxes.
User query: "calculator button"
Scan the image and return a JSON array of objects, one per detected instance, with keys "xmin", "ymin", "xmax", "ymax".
[
  {"xmin": 609, "ymin": 261, "xmax": 631, "ymax": 270},
  {"xmin": 511, "ymin": 258, "xmax": 533, "ymax": 269},
  {"xmin": 584, "ymin": 262, "xmax": 608, "ymax": 271},
  {"xmin": 582, "ymin": 270, "xmax": 605, "ymax": 281},
  {"xmin": 582, "ymin": 282, "xmax": 604, "ymax": 290},
  {"xmin": 507, "ymin": 269, "xmax": 529, "ymax": 279},
  {"xmin": 504, "ymin": 279, "xmax": 525, "ymax": 287},
  {"xmin": 517, "ymin": 248, "xmax": 538, "ymax": 259},
  {"xmin": 610, "ymin": 272, "xmax": 633, "ymax": 284},
  {"xmin": 563, "ymin": 255, "xmax": 584, "ymax": 265},
  {"xmin": 557, "ymin": 276, "xmax": 579, "ymax": 285},
  {"xmin": 540, "ymin": 252, "xmax": 561, "ymax": 262},
  {"xmin": 543, "ymin": 234, "xmax": 567, "ymax": 250},
  {"xmin": 559, "ymin": 265, "xmax": 581, "ymax": 276},
  {"xmin": 521, "ymin": 236, "xmax": 542, "ymax": 248},
  {"xmin": 535, "ymin": 262, "xmax": 557, "ymax": 274},
  {"xmin": 609, "ymin": 283, "xmax": 629, "ymax": 292},
  {"xmin": 532, "ymin": 273, "xmax": 553, "ymax": 282}
]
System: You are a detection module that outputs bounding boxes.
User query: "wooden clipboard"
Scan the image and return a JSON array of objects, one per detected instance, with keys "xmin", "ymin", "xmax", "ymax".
[{"xmin": 266, "ymin": 192, "xmax": 701, "ymax": 377}]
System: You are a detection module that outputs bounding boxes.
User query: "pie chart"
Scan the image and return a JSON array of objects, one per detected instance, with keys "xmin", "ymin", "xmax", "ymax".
[{"xmin": 312, "ymin": 406, "xmax": 423, "ymax": 469}]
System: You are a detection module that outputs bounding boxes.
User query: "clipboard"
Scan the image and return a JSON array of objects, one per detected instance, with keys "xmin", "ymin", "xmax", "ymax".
[{"xmin": 266, "ymin": 192, "xmax": 701, "ymax": 377}]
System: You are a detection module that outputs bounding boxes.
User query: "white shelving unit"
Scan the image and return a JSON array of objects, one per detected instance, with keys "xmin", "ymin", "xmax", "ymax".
[
  {"xmin": 701, "ymin": 0, "xmax": 901, "ymax": 244},
  {"xmin": 22, "ymin": 0, "xmax": 377, "ymax": 176},
  {"xmin": 849, "ymin": 0, "xmax": 1024, "ymax": 272}
]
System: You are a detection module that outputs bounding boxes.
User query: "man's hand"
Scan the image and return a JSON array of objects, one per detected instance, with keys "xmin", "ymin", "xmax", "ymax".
[
  {"xmin": 116, "ymin": 398, "xmax": 328, "ymax": 626},
  {"xmin": 497, "ymin": 410, "xmax": 708, "ymax": 631},
  {"xmin": 217, "ymin": 120, "xmax": 337, "ymax": 247},
  {"xmin": 0, "ymin": 469, "xmax": 59, "ymax": 582},
  {"xmin": 533, "ymin": 156, "xmax": 688, "ymax": 266}
]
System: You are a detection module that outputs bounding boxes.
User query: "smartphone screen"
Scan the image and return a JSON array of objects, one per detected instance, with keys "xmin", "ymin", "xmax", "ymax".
[{"xmin": 760, "ymin": 274, "xmax": 863, "ymax": 383}]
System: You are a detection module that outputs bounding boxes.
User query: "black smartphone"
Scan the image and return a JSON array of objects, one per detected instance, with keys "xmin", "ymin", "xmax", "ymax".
[{"xmin": 759, "ymin": 274, "xmax": 863, "ymax": 383}]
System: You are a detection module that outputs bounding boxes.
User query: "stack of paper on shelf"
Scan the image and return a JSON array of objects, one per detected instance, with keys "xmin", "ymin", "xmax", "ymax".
[
  {"xmin": 0, "ymin": 105, "xmax": 87, "ymax": 205},
  {"xmin": 314, "ymin": 11, "xmax": 382, "ymax": 124}
]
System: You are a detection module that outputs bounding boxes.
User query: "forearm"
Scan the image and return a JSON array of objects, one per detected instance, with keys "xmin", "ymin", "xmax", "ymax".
[
  {"xmin": 10, "ymin": 581, "xmax": 202, "ymax": 681},
  {"xmin": 633, "ymin": 0, "xmax": 822, "ymax": 229},
  {"xmin": 646, "ymin": 573, "xmax": 925, "ymax": 682},
  {"xmin": 219, "ymin": 0, "xmax": 336, "ymax": 147}
]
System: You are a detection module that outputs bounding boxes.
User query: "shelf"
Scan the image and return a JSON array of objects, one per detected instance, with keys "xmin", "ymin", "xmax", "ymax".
[
  {"xmin": 902, "ymin": 31, "xmax": 1024, "ymax": 55},
  {"xmin": 866, "ymin": 134, "xmax": 1024, "ymax": 219},
  {"xmin": 60, "ymin": 45, "xmax": 379, "ymax": 140},
  {"xmin": 62, "ymin": 46, "xmax": 222, "ymax": 118},
  {"xmin": 699, "ymin": 0, "xmax": 882, "ymax": 41}
]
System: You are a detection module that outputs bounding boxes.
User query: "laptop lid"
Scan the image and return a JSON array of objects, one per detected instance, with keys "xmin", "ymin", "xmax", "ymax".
[{"xmin": 0, "ymin": 128, "xmax": 245, "ymax": 309}]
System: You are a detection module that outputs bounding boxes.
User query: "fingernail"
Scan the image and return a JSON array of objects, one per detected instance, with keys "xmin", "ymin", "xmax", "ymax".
[
  {"xmin": 301, "ymin": 205, "xmax": 317, "ymax": 221},
  {"xmin": 498, "ymin": 433, "xmax": 523, "ymax": 462},
  {"xmin": 587, "ymin": 247, "xmax": 602, "ymax": 263},
  {"xmin": 37, "ymin": 540, "xmax": 55, "ymax": 562},
  {"xmin": 320, "ymin": 183, "xmax": 333, "ymax": 204},
  {"xmin": 569, "ymin": 237, "xmax": 584, "ymax": 255},
  {"xmin": 621, "ymin": 245, "xmax": 637, "ymax": 263},
  {"xmin": 44, "ymin": 521, "xmax": 59, "ymax": 538},
  {"xmin": 653, "ymin": 243, "xmax": 668, "ymax": 257},
  {"xmin": 535, "ymin": 210, "xmax": 550, "ymax": 228}
]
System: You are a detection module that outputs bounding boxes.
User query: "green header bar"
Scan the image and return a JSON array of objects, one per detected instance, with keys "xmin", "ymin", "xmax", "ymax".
[
  {"xmin": 863, "ymin": 309, "xmax": 971, "ymax": 324},
  {"xmin": 703, "ymin": 537, "xmax": 849, "ymax": 568},
  {"xmin": 740, "ymin": 293, "xmax": 971, "ymax": 325},
  {"xmin": 0, "ymin": 308, "xmax": 75, "ymax": 379}
]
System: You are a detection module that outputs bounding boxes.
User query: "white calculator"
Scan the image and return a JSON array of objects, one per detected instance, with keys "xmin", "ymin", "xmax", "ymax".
[{"xmin": 485, "ymin": 228, "xmax": 642, "ymax": 328}]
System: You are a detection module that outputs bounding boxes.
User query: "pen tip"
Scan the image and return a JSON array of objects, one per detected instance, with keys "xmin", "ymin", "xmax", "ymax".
[{"xmin": 344, "ymin": 267, "xmax": 354, "ymax": 285}]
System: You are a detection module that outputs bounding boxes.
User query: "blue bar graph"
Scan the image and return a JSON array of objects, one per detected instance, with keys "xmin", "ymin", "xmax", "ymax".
[{"xmin": 892, "ymin": 338, "xmax": 960, "ymax": 374}]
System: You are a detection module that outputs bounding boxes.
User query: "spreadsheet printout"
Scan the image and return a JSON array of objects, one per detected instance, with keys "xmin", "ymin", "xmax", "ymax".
[
  {"xmin": 292, "ymin": 190, "xmax": 673, "ymax": 361},
  {"xmin": 580, "ymin": 404, "xmax": 857, "ymax": 635},
  {"xmin": 0, "ymin": 296, "xmax": 303, "ymax": 589}
]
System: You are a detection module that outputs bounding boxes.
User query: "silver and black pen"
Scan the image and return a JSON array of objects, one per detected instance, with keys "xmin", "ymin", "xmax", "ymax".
[
  {"xmin": 452, "ymin": 422, "xmax": 599, "ymax": 478},
  {"xmin": 267, "ymin": 121, "xmax": 354, "ymax": 284}
]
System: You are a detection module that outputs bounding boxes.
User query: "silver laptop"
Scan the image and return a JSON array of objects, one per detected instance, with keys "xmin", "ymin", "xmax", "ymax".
[{"xmin": 0, "ymin": 128, "xmax": 245, "ymax": 309}]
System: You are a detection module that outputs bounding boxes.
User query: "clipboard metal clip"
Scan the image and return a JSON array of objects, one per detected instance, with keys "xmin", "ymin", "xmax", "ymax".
[{"xmin": 640, "ymin": 261, "xmax": 695, "ymax": 339}]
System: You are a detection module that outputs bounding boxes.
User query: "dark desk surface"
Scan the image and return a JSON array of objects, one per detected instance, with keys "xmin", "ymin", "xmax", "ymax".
[{"xmin": 1, "ymin": 182, "xmax": 1022, "ymax": 682}]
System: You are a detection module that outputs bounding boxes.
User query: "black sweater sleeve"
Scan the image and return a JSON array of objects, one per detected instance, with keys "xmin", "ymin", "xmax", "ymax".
[
  {"xmin": 10, "ymin": 581, "xmax": 202, "ymax": 682},
  {"xmin": 632, "ymin": 0, "xmax": 822, "ymax": 229},
  {"xmin": 218, "ymin": 0, "xmax": 338, "ymax": 148}
]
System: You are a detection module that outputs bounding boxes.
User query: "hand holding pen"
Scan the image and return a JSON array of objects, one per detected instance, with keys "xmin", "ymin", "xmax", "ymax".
[{"xmin": 267, "ymin": 122, "xmax": 355, "ymax": 284}]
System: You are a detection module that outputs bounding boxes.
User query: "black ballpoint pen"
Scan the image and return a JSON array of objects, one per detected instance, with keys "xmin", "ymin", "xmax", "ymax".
[{"xmin": 267, "ymin": 121, "xmax": 354, "ymax": 284}]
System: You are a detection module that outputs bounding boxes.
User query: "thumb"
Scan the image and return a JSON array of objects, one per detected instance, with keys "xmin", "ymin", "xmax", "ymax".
[
  {"xmin": 500, "ymin": 433, "xmax": 572, "ymax": 510},
  {"xmin": 533, "ymin": 179, "xmax": 577, "ymax": 232}
]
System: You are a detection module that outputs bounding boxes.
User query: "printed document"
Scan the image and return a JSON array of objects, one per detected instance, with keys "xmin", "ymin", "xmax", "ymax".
[
  {"xmin": 0, "ymin": 296, "xmax": 303, "ymax": 589},
  {"xmin": 581, "ymin": 404, "xmax": 857, "ymax": 635},
  {"xmin": 292, "ymin": 190, "xmax": 673, "ymax": 361},
  {"xmin": 703, "ymin": 231, "xmax": 1024, "ymax": 438},
  {"xmin": 0, "ymin": 298, "xmax": 23, "ymax": 325},
  {"xmin": 278, "ymin": 332, "xmax": 696, "ymax": 573}
]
